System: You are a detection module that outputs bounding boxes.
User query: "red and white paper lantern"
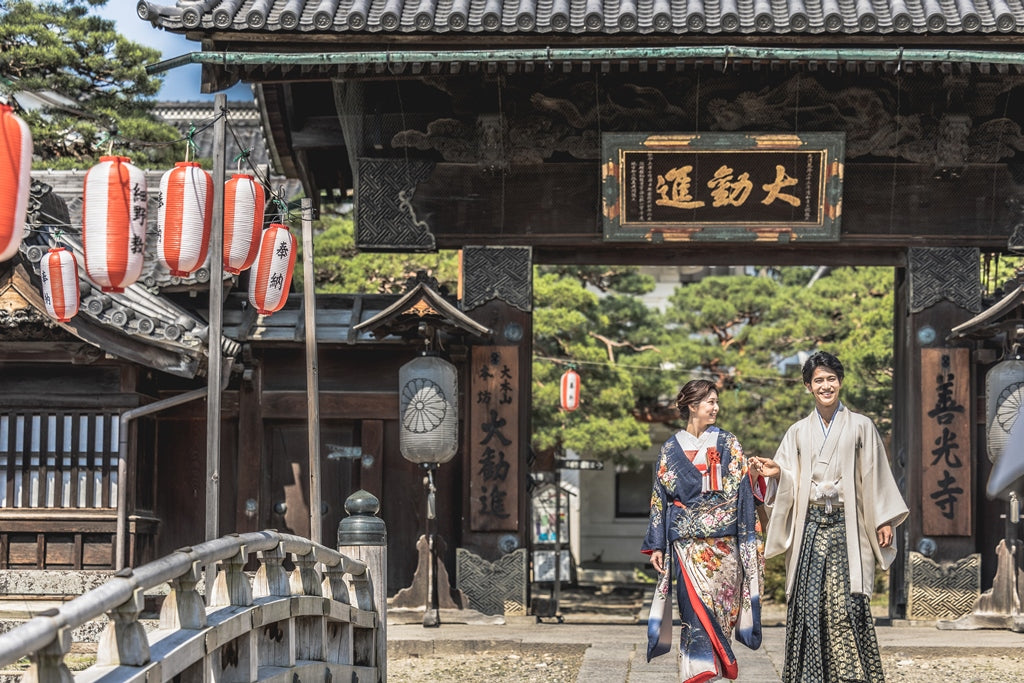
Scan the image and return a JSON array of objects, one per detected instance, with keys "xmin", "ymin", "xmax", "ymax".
[
  {"xmin": 158, "ymin": 161, "xmax": 213, "ymax": 276},
  {"xmin": 560, "ymin": 368, "xmax": 581, "ymax": 411},
  {"xmin": 0, "ymin": 104, "xmax": 32, "ymax": 262},
  {"xmin": 83, "ymin": 156, "xmax": 147, "ymax": 292},
  {"xmin": 39, "ymin": 247, "xmax": 80, "ymax": 323},
  {"xmin": 223, "ymin": 173, "xmax": 265, "ymax": 274},
  {"xmin": 248, "ymin": 223, "xmax": 296, "ymax": 315}
]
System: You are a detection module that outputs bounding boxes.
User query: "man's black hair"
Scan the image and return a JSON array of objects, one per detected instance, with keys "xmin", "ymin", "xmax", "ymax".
[{"xmin": 801, "ymin": 351, "xmax": 845, "ymax": 385}]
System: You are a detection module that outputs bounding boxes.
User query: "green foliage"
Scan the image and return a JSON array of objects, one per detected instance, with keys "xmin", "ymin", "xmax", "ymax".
[
  {"xmin": 981, "ymin": 253, "xmax": 1024, "ymax": 296},
  {"xmin": 659, "ymin": 266, "xmax": 895, "ymax": 457},
  {"xmin": 531, "ymin": 268, "xmax": 665, "ymax": 464},
  {"xmin": 297, "ymin": 210, "xmax": 459, "ymax": 293},
  {"xmin": 763, "ymin": 555, "xmax": 788, "ymax": 604},
  {"xmin": 0, "ymin": 0, "xmax": 180, "ymax": 167}
]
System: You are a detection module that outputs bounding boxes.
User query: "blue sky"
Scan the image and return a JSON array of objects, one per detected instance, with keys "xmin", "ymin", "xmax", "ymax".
[{"xmin": 94, "ymin": 1, "xmax": 252, "ymax": 102}]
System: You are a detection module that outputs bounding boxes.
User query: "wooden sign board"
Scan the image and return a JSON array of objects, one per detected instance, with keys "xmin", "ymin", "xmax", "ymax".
[
  {"xmin": 921, "ymin": 348, "xmax": 972, "ymax": 536},
  {"xmin": 469, "ymin": 346, "xmax": 520, "ymax": 532},
  {"xmin": 601, "ymin": 132, "xmax": 844, "ymax": 243}
]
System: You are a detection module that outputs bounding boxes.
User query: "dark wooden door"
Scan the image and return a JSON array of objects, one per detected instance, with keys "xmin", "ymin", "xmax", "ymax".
[{"xmin": 264, "ymin": 420, "xmax": 359, "ymax": 543}]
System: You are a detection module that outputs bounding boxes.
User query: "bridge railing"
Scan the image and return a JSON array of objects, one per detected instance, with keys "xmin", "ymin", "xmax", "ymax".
[{"xmin": 0, "ymin": 518, "xmax": 386, "ymax": 683}]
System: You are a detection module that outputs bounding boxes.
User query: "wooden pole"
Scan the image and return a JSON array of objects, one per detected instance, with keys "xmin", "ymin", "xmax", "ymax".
[
  {"xmin": 206, "ymin": 93, "xmax": 227, "ymax": 594},
  {"xmin": 301, "ymin": 197, "xmax": 322, "ymax": 545}
]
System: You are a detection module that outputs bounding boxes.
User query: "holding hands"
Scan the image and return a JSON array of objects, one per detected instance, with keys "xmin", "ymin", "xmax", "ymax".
[{"xmin": 749, "ymin": 456, "xmax": 781, "ymax": 479}]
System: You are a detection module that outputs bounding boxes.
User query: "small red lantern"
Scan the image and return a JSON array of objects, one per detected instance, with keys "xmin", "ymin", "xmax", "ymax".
[
  {"xmin": 560, "ymin": 368, "xmax": 581, "ymax": 411},
  {"xmin": 39, "ymin": 247, "xmax": 80, "ymax": 323},
  {"xmin": 158, "ymin": 161, "xmax": 213, "ymax": 276},
  {"xmin": 82, "ymin": 156, "xmax": 147, "ymax": 293},
  {"xmin": 0, "ymin": 104, "xmax": 32, "ymax": 262},
  {"xmin": 248, "ymin": 223, "xmax": 296, "ymax": 315},
  {"xmin": 223, "ymin": 173, "xmax": 265, "ymax": 274}
]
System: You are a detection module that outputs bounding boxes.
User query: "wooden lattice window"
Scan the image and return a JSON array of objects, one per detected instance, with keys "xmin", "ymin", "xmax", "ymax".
[{"xmin": 0, "ymin": 412, "xmax": 119, "ymax": 509}]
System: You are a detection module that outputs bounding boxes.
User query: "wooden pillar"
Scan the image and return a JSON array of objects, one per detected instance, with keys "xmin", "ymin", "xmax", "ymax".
[
  {"xmin": 301, "ymin": 198, "xmax": 323, "ymax": 545},
  {"xmin": 459, "ymin": 246, "xmax": 534, "ymax": 561},
  {"xmin": 337, "ymin": 490, "xmax": 387, "ymax": 680},
  {"xmin": 898, "ymin": 247, "xmax": 983, "ymax": 616},
  {"xmin": 234, "ymin": 356, "xmax": 263, "ymax": 533},
  {"xmin": 206, "ymin": 93, "xmax": 227, "ymax": 593}
]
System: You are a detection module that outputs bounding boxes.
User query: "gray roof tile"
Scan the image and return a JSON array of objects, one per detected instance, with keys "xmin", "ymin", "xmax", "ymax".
[{"xmin": 136, "ymin": 0, "xmax": 1024, "ymax": 33}]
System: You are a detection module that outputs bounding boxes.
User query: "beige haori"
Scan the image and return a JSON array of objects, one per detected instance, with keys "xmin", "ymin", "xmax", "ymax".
[{"xmin": 763, "ymin": 406, "xmax": 909, "ymax": 598}]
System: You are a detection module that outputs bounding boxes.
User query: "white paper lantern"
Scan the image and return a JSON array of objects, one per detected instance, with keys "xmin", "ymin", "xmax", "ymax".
[
  {"xmin": 158, "ymin": 161, "xmax": 213, "ymax": 276},
  {"xmin": 82, "ymin": 156, "xmax": 147, "ymax": 292},
  {"xmin": 39, "ymin": 247, "xmax": 80, "ymax": 322},
  {"xmin": 0, "ymin": 104, "xmax": 31, "ymax": 262},
  {"xmin": 223, "ymin": 173, "xmax": 265, "ymax": 274},
  {"xmin": 399, "ymin": 354, "xmax": 459, "ymax": 464},
  {"xmin": 247, "ymin": 223, "xmax": 296, "ymax": 315},
  {"xmin": 560, "ymin": 368, "xmax": 581, "ymax": 411}
]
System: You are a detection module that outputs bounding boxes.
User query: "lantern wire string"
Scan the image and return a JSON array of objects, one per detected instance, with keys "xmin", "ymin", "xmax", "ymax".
[
  {"xmin": 22, "ymin": 105, "xmax": 306, "ymax": 241},
  {"xmin": 532, "ymin": 354, "xmax": 805, "ymax": 386}
]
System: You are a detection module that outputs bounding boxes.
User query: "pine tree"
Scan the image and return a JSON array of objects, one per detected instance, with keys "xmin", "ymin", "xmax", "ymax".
[{"xmin": 0, "ymin": 0, "xmax": 179, "ymax": 168}]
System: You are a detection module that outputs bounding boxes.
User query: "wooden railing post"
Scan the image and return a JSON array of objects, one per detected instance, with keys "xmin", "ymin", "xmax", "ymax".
[
  {"xmin": 160, "ymin": 557, "xmax": 206, "ymax": 630},
  {"xmin": 0, "ymin": 529, "xmax": 383, "ymax": 683},
  {"xmin": 21, "ymin": 624, "xmax": 72, "ymax": 683},
  {"xmin": 253, "ymin": 542, "xmax": 290, "ymax": 597},
  {"xmin": 96, "ymin": 587, "xmax": 150, "ymax": 667},
  {"xmin": 337, "ymin": 490, "xmax": 387, "ymax": 681},
  {"xmin": 209, "ymin": 545, "xmax": 253, "ymax": 607},
  {"xmin": 289, "ymin": 547, "xmax": 323, "ymax": 597}
]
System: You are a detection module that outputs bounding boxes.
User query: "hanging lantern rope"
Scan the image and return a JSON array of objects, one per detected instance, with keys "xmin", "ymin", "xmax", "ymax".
[
  {"xmin": 14, "ymin": 106, "xmax": 307, "ymax": 271},
  {"xmin": 233, "ymin": 147, "xmax": 251, "ymax": 174}
]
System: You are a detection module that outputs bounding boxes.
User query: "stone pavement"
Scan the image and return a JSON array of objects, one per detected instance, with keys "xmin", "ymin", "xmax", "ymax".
[{"xmin": 388, "ymin": 604, "xmax": 1024, "ymax": 682}]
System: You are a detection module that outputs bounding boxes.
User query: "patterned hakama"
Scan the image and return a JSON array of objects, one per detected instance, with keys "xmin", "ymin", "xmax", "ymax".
[{"xmin": 783, "ymin": 506, "xmax": 885, "ymax": 683}]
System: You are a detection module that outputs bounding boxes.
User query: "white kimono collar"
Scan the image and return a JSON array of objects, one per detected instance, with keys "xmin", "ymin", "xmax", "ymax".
[{"xmin": 675, "ymin": 425, "xmax": 720, "ymax": 453}]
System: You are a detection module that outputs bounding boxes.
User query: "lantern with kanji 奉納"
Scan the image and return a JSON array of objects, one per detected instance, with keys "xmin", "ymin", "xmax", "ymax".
[
  {"xmin": 560, "ymin": 368, "xmax": 581, "ymax": 411},
  {"xmin": 83, "ymin": 156, "xmax": 147, "ymax": 292},
  {"xmin": 158, "ymin": 161, "xmax": 213, "ymax": 277},
  {"xmin": 223, "ymin": 173, "xmax": 265, "ymax": 274},
  {"xmin": 39, "ymin": 247, "xmax": 80, "ymax": 323},
  {"xmin": 248, "ymin": 223, "xmax": 296, "ymax": 315},
  {"xmin": 0, "ymin": 104, "xmax": 32, "ymax": 262}
]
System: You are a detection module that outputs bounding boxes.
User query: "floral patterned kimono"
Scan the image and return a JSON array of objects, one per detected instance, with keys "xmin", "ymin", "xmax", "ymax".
[{"xmin": 642, "ymin": 426, "xmax": 765, "ymax": 682}]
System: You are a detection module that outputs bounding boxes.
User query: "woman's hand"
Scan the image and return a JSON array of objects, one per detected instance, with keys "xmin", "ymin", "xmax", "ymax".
[
  {"xmin": 650, "ymin": 549, "xmax": 665, "ymax": 574},
  {"xmin": 877, "ymin": 524, "xmax": 894, "ymax": 548},
  {"xmin": 749, "ymin": 456, "xmax": 781, "ymax": 479}
]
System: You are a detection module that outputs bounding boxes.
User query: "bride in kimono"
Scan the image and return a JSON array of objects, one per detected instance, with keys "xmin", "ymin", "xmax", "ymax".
[
  {"xmin": 642, "ymin": 379, "xmax": 764, "ymax": 682},
  {"xmin": 752, "ymin": 351, "xmax": 909, "ymax": 682}
]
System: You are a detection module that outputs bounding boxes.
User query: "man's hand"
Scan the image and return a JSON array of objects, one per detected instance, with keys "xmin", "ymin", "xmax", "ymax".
[
  {"xmin": 750, "ymin": 457, "xmax": 781, "ymax": 479},
  {"xmin": 877, "ymin": 524, "xmax": 893, "ymax": 548}
]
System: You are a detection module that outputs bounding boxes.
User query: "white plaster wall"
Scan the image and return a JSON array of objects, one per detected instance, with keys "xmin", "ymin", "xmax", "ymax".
[{"xmin": 576, "ymin": 423, "xmax": 677, "ymax": 566}]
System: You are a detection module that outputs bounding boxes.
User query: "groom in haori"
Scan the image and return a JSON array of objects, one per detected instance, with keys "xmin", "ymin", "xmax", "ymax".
[{"xmin": 751, "ymin": 351, "xmax": 908, "ymax": 683}]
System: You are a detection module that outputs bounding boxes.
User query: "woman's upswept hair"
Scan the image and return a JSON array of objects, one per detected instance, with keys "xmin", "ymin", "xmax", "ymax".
[
  {"xmin": 675, "ymin": 379, "xmax": 718, "ymax": 420},
  {"xmin": 801, "ymin": 351, "xmax": 845, "ymax": 384}
]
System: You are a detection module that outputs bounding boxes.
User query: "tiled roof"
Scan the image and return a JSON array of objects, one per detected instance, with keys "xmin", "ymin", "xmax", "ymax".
[
  {"xmin": 222, "ymin": 292, "xmax": 406, "ymax": 343},
  {"xmin": 137, "ymin": 0, "xmax": 1024, "ymax": 35}
]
